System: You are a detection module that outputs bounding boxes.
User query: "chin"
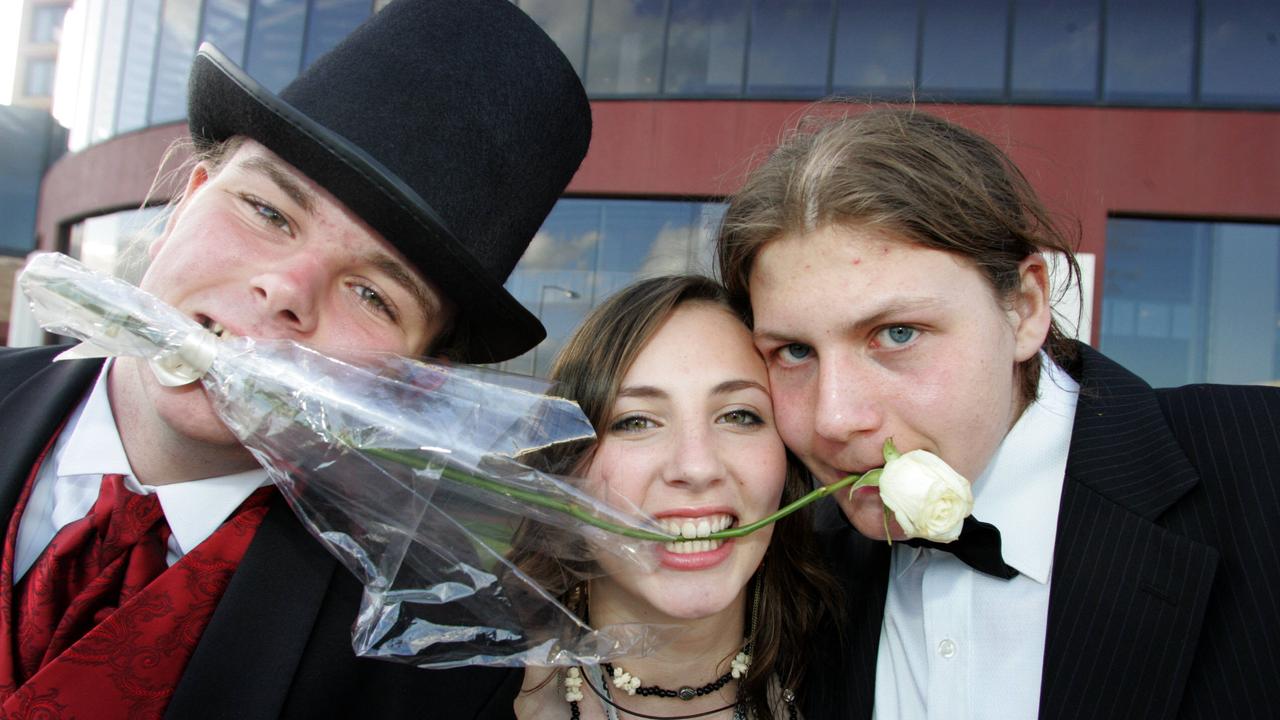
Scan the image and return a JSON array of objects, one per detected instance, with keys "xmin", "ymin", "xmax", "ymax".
[
  {"xmin": 838, "ymin": 491, "xmax": 894, "ymax": 541},
  {"xmin": 151, "ymin": 381, "xmax": 244, "ymax": 447}
]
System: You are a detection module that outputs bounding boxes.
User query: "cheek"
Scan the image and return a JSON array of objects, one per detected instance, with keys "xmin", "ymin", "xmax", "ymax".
[
  {"xmin": 771, "ymin": 389, "xmax": 814, "ymax": 452},
  {"xmin": 581, "ymin": 445, "xmax": 650, "ymax": 511}
]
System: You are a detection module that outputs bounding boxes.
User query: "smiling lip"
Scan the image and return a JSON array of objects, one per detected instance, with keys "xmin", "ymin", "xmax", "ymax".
[{"xmin": 195, "ymin": 313, "xmax": 236, "ymax": 339}]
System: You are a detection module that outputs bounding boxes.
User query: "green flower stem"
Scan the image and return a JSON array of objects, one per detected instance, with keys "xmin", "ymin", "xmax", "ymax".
[
  {"xmin": 704, "ymin": 472, "xmax": 874, "ymax": 540},
  {"xmin": 364, "ymin": 445, "xmax": 878, "ymax": 543},
  {"xmin": 362, "ymin": 446, "xmax": 676, "ymax": 542}
]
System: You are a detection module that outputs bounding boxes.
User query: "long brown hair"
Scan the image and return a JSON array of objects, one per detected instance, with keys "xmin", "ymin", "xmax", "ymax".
[
  {"xmin": 513, "ymin": 275, "xmax": 842, "ymax": 718},
  {"xmin": 718, "ymin": 106, "xmax": 1080, "ymax": 402}
]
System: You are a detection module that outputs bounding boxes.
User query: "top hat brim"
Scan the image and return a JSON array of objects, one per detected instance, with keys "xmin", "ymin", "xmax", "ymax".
[{"xmin": 186, "ymin": 44, "xmax": 545, "ymax": 364}]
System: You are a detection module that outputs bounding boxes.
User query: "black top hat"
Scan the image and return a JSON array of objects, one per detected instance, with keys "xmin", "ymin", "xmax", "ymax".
[{"xmin": 186, "ymin": 0, "xmax": 591, "ymax": 363}]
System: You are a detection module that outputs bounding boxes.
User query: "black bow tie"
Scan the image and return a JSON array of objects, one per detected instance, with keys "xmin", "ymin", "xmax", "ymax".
[{"xmin": 904, "ymin": 516, "xmax": 1018, "ymax": 580}]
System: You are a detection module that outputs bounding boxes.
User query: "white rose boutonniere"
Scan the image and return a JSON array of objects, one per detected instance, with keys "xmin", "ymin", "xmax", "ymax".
[{"xmin": 850, "ymin": 438, "xmax": 973, "ymax": 543}]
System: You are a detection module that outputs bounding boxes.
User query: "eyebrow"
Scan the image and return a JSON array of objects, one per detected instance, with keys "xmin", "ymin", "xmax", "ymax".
[
  {"xmin": 754, "ymin": 296, "xmax": 946, "ymax": 344},
  {"xmin": 616, "ymin": 379, "xmax": 768, "ymax": 400},
  {"xmin": 242, "ymin": 155, "xmax": 317, "ymax": 216}
]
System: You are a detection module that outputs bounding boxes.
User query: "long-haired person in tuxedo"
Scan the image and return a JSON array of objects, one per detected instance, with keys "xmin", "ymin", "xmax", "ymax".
[{"xmin": 717, "ymin": 107, "xmax": 1280, "ymax": 719}]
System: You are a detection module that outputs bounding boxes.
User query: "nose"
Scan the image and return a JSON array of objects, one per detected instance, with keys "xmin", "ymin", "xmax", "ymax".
[
  {"xmin": 661, "ymin": 422, "xmax": 727, "ymax": 491},
  {"xmin": 812, "ymin": 355, "xmax": 882, "ymax": 443},
  {"xmin": 249, "ymin": 253, "xmax": 324, "ymax": 335}
]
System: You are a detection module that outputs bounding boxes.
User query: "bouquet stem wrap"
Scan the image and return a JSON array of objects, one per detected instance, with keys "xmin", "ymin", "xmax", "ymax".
[{"xmin": 18, "ymin": 252, "xmax": 672, "ymax": 667}]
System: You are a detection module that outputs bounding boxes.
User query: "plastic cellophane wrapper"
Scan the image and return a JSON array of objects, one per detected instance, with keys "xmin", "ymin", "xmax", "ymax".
[{"xmin": 18, "ymin": 252, "xmax": 672, "ymax": 668}]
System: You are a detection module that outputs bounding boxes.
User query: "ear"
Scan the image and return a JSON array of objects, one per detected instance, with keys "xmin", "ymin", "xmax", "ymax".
[
  {"xmin": 148, "ymin": 162, "xmax": 214, "ymax": 260},
  {"xmin": 1010, "ymin": 253, "xmax": 1052, "ymax": 362}
]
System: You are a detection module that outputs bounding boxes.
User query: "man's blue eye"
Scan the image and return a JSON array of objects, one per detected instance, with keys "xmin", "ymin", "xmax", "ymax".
[
  {"xmin": 885, "ymin": 326, "xmax": 915, "ymax": 345},
  {"xmin": 782, "ymin": 343, "xmax": 812, "ymax": 361}
]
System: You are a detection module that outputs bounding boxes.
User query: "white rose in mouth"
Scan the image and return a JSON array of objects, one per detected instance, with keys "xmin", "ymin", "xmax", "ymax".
[{"xmin": 877, "ymin": 449, "xmax": 973, "ymax": 543}]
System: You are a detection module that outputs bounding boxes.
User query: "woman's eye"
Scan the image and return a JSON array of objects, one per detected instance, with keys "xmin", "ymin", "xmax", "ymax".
[
  {"xmin": 719, "ymin": 409, "xmax": 763, "ymax": 427},
  {"xmin": 779, "ymin": 343, "xmax": 812, "ymax": 363},
  {"xmin": 880, "ymin": 325, "xmax": 917, "ymax": 346},
  {"xmin": 354, "ymin": 284, "xmax": 396, "ymax": 321},
  {"xmin": 610, "ymin": 415, "xmax": 655, "ymax": 433}
]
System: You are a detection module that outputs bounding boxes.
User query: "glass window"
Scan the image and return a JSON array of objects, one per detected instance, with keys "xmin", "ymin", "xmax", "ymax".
[
  {"xmin": 116, "ymin": 0, "xmax": 163, "ymax": 134},
  {"xmin": 832, "ymin": 0, "xmax": 917, "ymax": 96},
  {"xmin": 23, "ymin": 59, "xmax": 56, "ymax": 97},
  {"xmin": 1200, "ymin": 0, "xmax": 1280, "ymax": 106},
  {"xmin": 67, "ymin": 0, "xmax": 108, "ymax": 151},
  {"xmin": 303, "ymin": 0, "xmax": 370, "ymax": 69},
  {"xmin": 30, "ymin": 5, "xmax": 68, "ymax": 43},
  {"xmin": 90, "ymin": 0, "xmax": 130, "ymax": 143},
  {"xmin": 68, "ymin": 206, "xmax": 169, "ymax": 282},
  {"xmin": 519, "ymin": 0, "xmax": 589, "ymax": 76},
  {"xmin": 919, "ymin": 0, "xmax": 1007, "ymax": 99},
  {"xmin": 499, "ymin": 198, "xmax": 727, "ymax": 376},
  {"xmin": 585, "ymin": 0, "xmax": 666, "ymax": 94},
  {"xmin": 746, "ymin": 0, "xmax": 831, "ymax": 98},
  {"xmin": 150, "ymin": 0, "xmax": 202, "ymax": 124},
  {"xmin": 664, "ymin": 0, "xmax": 747, "ymax": 96},
  {"xmin": 246, "ymin": 0, "xmax": 307, "ymax": 93},
  {"xmin": 0, "ymin": 106, "xmax": 58, "ymax": 254},
  {"xmin": 1103, "ymin": 0, "xmax": 1194, "ymax": 104},
  {"xmin": 1011, "ymin": 0, "xmax": 1099, "ymax": 101},
  {"xmin": 201, "ymin": 0, "xmax": 251, "ymax": 66},
  {"xmin": 1101, "ymin": 218, "xmax": 1280, "ymax": 387}
]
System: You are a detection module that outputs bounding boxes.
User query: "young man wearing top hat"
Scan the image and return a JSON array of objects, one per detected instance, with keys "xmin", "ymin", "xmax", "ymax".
[{"xmin": 0, "ymin": 0, "xmax": 589, "ymax": 717}]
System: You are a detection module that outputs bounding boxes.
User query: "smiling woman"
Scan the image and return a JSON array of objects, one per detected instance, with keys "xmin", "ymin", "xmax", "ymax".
[{"xmin": 510, "ymin": 275, "xmax": 841, "ymax": 720}]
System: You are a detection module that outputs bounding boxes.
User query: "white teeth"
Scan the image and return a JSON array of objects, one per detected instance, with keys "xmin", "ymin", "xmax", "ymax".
[
  {"xmin": 659, "ymin": 514, "xmax": 736, "ymax": 549},
  {"xmin": 663, "ymin": 538, "xmax": 725, "ymax": 554},
  {"xmin": 210, "ymin": 322, "xmax": 225, "ymax": 337}
]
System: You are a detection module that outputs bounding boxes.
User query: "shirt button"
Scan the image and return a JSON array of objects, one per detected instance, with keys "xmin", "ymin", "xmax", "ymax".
[{"xmin": 938, "ymin": 639, "xmax": 957, "ymax": 659}]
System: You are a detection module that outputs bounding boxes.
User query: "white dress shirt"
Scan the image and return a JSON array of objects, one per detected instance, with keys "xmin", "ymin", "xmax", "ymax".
[
  {"xmin": 873, "ymin": 358, "xmax": 1079, "ymax": 720},
  {"xmin": 13, "ymin": 362, "xmax": 269, "ymax": 583}
]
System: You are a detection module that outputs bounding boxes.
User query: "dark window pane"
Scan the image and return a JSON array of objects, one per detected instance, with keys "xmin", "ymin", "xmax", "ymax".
[
  {"xmin": 30, "ymin": 5, "xmax": 68, "ymax": 43},
  {"xmin": 833, "ymin": 0, "xmax": 917, "ymax": 95},
  {"xmin": 201, "ymin": 0, "xmax": 251, "ymax": 66},
  {"xmin": 116, "ymin": 0, "xmax": 163, "ymax": 133},
  {"xmin": 246, "ymin": 0, "xmax": 307, "ymax": 94},
  {"xmin": 91, "ymin": 0, "xmax": 131, "ymax": 142},
  {"xmin": 150, "ymin": 0, "xmax": 201, "ymax": 124},
  {"xmin": 1200, "ymin": 0, "xmax": 1280, "ymax": 105},
  {"xmin": 1011, "ymin": 0, "xmax": 1099, "ymax": 101},
  {"xmin": 0, "ymin": 107, "xmax": 60, "ymax": 254},
  {"xmin": 520, "ymin": 0, "xmax": 589, "ymax": 76},
  {"xmin": 501, "ymin": 198, "xmax": 726, "ymax": 376},
  {"xmin": 664, "ymin": 0, "xmax": 747, "ymax": 96},
  {"xmin": 23, "ymin": 59, "xmax": 56, "ymax": 96},
  {"xmin": 920, "ymin": 0, "xmax": 1007, "ymax": 99},
  {"xmin": 1103, "ymin": 0, "xmax": 1193, "ymax": 104},
  {"xmin": 586, "ymin": 0, "xmax": 666, "ymax": 94},
  {"xmin": 1101, "ymin": 218, "xmax": 1280, "ymax": 386},
  {"xmin": 303, "ymin": 0, "xmax": 370, "ymax": 69},
  {"xmin": 746, "ymin": 0, "xmax": 831, "ymax": 97}
]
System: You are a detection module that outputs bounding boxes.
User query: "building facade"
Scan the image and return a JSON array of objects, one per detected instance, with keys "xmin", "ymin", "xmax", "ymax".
[{"xmin": 22, "ymin": 0, "xmax": 1280, "ymax": 386}]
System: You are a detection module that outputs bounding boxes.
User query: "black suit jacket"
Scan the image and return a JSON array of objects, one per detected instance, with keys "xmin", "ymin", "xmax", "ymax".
[
  {"xmin": 0, "ymin": 346, "xmax": 522, "ymax": 719},
  {"xmin": 807, "ymin": 343, "xmax": 1280, "ymax": 719}
]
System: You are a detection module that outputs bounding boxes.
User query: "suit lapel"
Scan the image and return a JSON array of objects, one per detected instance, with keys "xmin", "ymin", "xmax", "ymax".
[
  {"xmin": 166, "ymin": 495, "xmax": 337, "ymax": 720},
  {"xmin": 0, "ymin": 348, "xmax": 100, "ymax": 522},
  {"xmin": 1039, "ymin": 346, "xmax": 1218, "ymax": 720},
  {"xmin": 844, "ymin": 535, "xmax": 889, "ymax": 720},
  {"xmin": 806, "ymin": 519, "xmax": 889, "ymax": 720}
]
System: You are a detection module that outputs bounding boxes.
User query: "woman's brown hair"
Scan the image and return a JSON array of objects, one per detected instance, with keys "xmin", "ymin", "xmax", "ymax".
[
  {"xmin": 718, "ymin": 106, "xmax": 1081, "ymax": 402},
  {"xmin": 513, "ymin": 274, "xmax": 842, "ymax": 718}
]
